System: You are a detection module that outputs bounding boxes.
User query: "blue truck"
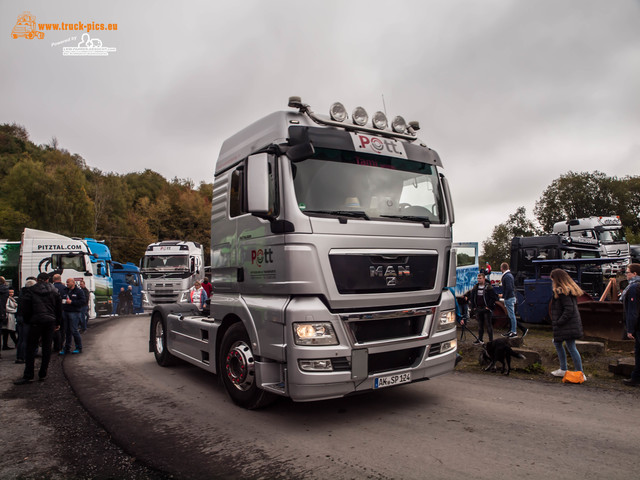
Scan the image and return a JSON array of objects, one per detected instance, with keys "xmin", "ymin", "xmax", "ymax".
[{"xmin": 112, "ymin": 261, "xmax": 144, "ymax": 314}]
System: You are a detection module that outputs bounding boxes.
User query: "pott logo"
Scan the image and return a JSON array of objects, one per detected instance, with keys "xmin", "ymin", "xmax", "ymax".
[
  {"xmin": 352, "ymin": 133, "xmax": 406, "ymax": 158},
  {"xmin": 251, "ymin": 248, "xmax": 274, "ymax": 268}
]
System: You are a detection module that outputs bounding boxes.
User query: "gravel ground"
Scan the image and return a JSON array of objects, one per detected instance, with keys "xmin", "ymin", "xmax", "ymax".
[
  {"xmin": 0, "ymin": 340, "xmax": 172, "ymax": 479},
  {"xmin": 1, "ymin": 319, "xmax": 636, "ymax": 479}
]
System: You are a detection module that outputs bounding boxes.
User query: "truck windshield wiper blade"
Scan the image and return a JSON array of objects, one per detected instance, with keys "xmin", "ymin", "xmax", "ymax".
[
  {"xmin": 380, "ymin": 215, "xmax": 431, "ymax": 226},
  {"xmin": 304, "ymin": 210, "xmax": 370, "ymax": 220}
]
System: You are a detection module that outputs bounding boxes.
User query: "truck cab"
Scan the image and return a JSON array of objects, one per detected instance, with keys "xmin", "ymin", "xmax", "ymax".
[
  {"xmin": 150, "ymin": 97, "xmax": 458, "ymax": 408},
  {"xmin": 141, "ymin": 241, "xmax": 204, "ymax": 310},
  {"xmin": 552, "ymin": 216, "xmax": 630, "ymax": 273}
]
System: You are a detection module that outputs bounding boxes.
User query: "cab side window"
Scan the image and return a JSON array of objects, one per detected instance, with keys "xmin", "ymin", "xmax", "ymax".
[{"xmin": 229, "ymin": 167, "xmax": 246, "ymax": 218}]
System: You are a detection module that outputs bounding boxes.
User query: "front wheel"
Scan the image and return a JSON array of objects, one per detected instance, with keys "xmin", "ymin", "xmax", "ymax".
[
  {"xmin": 151, "ymin": 313, "xmax": 177, "ymax": 366},
  {"xmin": 219, "ymin": 322, "xmax": 276, "ymax": 409}
]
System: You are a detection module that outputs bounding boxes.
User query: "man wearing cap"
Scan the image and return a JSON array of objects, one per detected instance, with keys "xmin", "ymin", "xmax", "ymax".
[{"xmin": 14, "ymin": 273, "xmax": 62, "ymax": 384}]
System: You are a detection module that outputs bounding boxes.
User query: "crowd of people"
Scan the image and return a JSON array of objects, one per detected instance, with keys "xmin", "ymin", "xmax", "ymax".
[
  {"xmin": 0, "ymin": 272, "xmax": 93, "ymax": 385},
  {"xmin": 457, "ymin": 262, "xmax": 640, "ymax": 387}
]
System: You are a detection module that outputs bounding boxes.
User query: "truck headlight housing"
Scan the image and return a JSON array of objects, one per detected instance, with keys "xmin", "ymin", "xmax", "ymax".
[
  {"xmin": 179, "ymin": 291, "xmax": 189, "ymax": 303},
  {"xmin": 437, "ymin": 310, "xmax": 456, "ymax": 332},
  {"xmin": 293, "ymin": 322, "xmax": 339, "ymax": 345}
]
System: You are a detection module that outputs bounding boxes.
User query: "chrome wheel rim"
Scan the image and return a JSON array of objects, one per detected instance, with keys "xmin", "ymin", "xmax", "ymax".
[{"xmin": 225, "ymin": 341, "xmax": 255, "ymax": 391}]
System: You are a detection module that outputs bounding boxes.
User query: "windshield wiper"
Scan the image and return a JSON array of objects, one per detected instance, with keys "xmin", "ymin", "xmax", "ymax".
[
  {"xmin": 304, "ymin": 210, "xmax": 370, "ymax": 220},
  {"xmin": 380, "ymin": 215, "xmax": 431, "ymax": 227}
]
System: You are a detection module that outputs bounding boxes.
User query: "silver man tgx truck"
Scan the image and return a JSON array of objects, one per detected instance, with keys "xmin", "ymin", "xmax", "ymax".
[{"xmin": 149, "ymin": 97, "xmax": 458, "ymax": 408}]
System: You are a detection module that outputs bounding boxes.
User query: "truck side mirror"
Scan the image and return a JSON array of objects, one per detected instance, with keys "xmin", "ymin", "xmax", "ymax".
[
  {"xmin": 440, "ymin": 174, "xmax": 455, "ymax": 225},
  {"xmin": 246, "ymin": 153, "xmax": 270, "ymax": 214}
]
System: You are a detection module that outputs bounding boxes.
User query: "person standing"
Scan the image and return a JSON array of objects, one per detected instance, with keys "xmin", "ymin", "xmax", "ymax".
[
  {"xmin": 79, "ymin": 279, "xmax": 90, "ymax": 332},
  {"xmin": 549, "ymin": 268, "xmax": 586, "ymax": 381},
  {"xmin": 0, "ymin": 277, "xmax": 10, "ymax": 351},
  {"xmin": 622, "ymin": 263, "xmax": 640, "ymax": 386},
  {"xmin": 201, "ymin": 277, "xmax": 213, "ymax": 298},
  {"xmin": 59, "ymin": 278, "xmax": 85, "ymax": 355},
  {"xmin": 124, "ymin": 285, "xmax": 134, "ymax": 314},
  {"xmin": 51, "ymin": 274, "xmax": 66, "ymax": 352},
  {"xmin": 189, "ymin": 281, "xmax": 208, "ymax": 311},
  {"xmin": 116, "ymin": 287, "xmax": 127, "ymax": 315},
  {"xmin": 3, "ymin": 289, "xmax": 18, "ymax": 350},
  {"xmin": 500, "ymin": 262, "xmax": 528, "ymax": 338},
  {"xmin": 14, "ymin": 273, "xmax": 62, "ymax": 384},
  {"xmin": 15, "ymin": 277, "xmax": 36, "ymax": 364},
  {"xmin": 469, "ymin": 272, "xmax": 497, "ymax": 345}
]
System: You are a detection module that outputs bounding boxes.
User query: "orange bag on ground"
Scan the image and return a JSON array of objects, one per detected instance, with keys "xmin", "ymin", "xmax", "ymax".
[{"xmin": 562, "ymin": 371, "xmax": 585, "ymax": 384}]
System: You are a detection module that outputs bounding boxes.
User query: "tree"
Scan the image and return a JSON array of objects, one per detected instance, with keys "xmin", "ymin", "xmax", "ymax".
[
  {"xmin": 534, "ymin": 171, "xmax": 617, "ymax": 232},
  {"xmin": 481, "ymin": 207, "xmax": 541, "ymax": 267}
]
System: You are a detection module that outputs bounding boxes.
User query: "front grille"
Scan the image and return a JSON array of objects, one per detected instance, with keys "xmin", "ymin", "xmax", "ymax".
[
  {"xmin": 368, "ymin": 347, "xmax": 424, "ymax": 374},
  {"xmin": 347, "ymin": 316, "xmax": 424, "ymax": 344},
  {"xmin": 428, "ymin": 342, "xmax": 442, "ymax": 356}
]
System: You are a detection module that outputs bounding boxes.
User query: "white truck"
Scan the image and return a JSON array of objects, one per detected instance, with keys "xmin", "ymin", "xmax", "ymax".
[
  {"xmin": 552, "ymin": 215, "xmax": 630, "ymax": 273},
  {"xmin": 149, "ymin": 97, "xmax": 458, "ymax": 408},
  {"xmin": 140, "ymin": 240, "xmax": 205, "ymax": 311},
  {"xmin": 1, "ymin": 228, "xmax": 97, "ymax": 314}
]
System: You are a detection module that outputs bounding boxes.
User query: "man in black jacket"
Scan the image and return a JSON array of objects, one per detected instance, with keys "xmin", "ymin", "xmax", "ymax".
[
  {"xmin": 14, "ymin": 273, "xmax": 62, "ymax": 384},
  {"xmin": 469, "ymin": 273, "xmax": 498, "ymax": 345}
]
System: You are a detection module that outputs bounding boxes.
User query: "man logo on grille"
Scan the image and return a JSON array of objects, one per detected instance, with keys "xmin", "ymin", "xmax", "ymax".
[{"xmin": 370, "ymin": 265, "xmax": 410, "ymax": 286}]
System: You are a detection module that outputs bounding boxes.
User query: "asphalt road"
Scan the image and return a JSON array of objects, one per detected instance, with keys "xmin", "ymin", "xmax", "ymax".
[{"xmin": 57, "ymin": 314, "xmax": 640, "ymax": 480}]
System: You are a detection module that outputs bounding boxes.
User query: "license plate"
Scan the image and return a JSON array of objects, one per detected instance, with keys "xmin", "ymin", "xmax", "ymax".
[{"xmin": 374, "ymin": 372, "xmax": 411, "ymax": 389}]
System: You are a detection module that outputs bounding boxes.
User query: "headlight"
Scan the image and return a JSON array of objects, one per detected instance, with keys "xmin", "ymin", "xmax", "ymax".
[
  {"xmin": 392, "ymin": 115, "xmax": 407, "ymax": 133},
  {"xmin": 179, "ymin": 291, "xmax": 189, "ymax": 303},
  {"xmin": 329, "ymin": 102, "xmax": 347, "ymax": 122},
  {"xmin": 293, "ymin": 322, "xmax": 339, "ymax": 345},
  {"xmin": 372, "ymin": 111, "xmax": 388, "ymax": 129},
  {"xmin": 437, "ymin": 310, "xmax": 456, "ymax": 332},
  {"xmin": 299, "ymin": 359, "xmax": 333, "ymax": 371},
  {"xmin": 440, "ymin": 339, "xmax": 457, "ymax": 353},
  {"xmin": 352, "ymin": 106, "xmax": 368, "ymax": 126}
]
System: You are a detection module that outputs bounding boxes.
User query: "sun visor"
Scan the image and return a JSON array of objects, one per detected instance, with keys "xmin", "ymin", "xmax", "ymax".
[{"xmin": 289, "ymin": 126, "xmax": 441, "ymax": 167}]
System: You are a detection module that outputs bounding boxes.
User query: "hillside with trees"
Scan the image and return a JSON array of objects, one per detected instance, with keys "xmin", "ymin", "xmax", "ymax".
[{"xmin": 0, "ymin": 123, "xmax": 212, "ymax": 263}]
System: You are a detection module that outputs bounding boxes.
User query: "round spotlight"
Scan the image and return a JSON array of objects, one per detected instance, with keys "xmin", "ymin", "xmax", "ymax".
[
  {"xmin": 329, "ymin": 102, "xmax": 347, "ymax": 122},
  {"xmin": 352, "ymin": 106, "xmax": 368, "ymax": 126},
  {"xmin": 392, "ymin": 116, "xmax": 407, "ymax": 133},
  {"xmin": 372, "ymin": 111, "xmax": 388, "ymax": 130}
]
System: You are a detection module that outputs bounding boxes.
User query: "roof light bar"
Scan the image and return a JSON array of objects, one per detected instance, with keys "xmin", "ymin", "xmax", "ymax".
[{"xmin": 287, "ymin": 97, "xmax": 419, "ymax": 141}]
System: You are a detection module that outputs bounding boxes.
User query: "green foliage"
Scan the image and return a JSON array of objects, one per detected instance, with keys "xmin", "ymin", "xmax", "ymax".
[
  {"xmin": 481, "ymin": 206, "xmax": 541, "ymax": 267},
  {"xmin": 534, "ymin": 171, "xmax": 640, "ymax": 234},
  {"xmin": 0, "ymin": 124, "xmax": 212, "ymax": 264},
  {"xmin": 524, "ymin": 362, "xmax": 545, "ymax": 374}
]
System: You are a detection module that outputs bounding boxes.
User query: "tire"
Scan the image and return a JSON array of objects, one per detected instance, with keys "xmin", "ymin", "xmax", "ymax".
[
  {"xmin": 219, "ymin": 322, "xmax": 276, "ymax": 409},
  {"xmin": 151, "ymin": 313, "xmax": 177, "ymax": 367}
]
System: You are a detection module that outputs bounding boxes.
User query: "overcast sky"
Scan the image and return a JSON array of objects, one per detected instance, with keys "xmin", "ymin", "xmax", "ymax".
[{"xmin": 2, "ymin": 0, "xmax": 639, "ymax": 246}]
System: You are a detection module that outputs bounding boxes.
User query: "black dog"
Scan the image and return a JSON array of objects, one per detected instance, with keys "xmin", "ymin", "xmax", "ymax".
[{"xmin": 479, "ymin": 338, "xmax": 526, "ymax": 375}]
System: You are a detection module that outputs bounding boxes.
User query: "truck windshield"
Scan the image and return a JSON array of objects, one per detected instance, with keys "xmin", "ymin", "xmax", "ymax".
[
  {"xmin": 597, "ymin": 229, "xmax": 626, "ymax": 243},
  {"xmin": 51, "ymin": 254, "xmax": 86, "ymax": 272},
  {"xmin": 141, "ymin": 255, "xmax": 188, "ymax": 270},
  {"xmin": 292, "ymin": 147, "xmax": 446, "ymax": 223}
]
